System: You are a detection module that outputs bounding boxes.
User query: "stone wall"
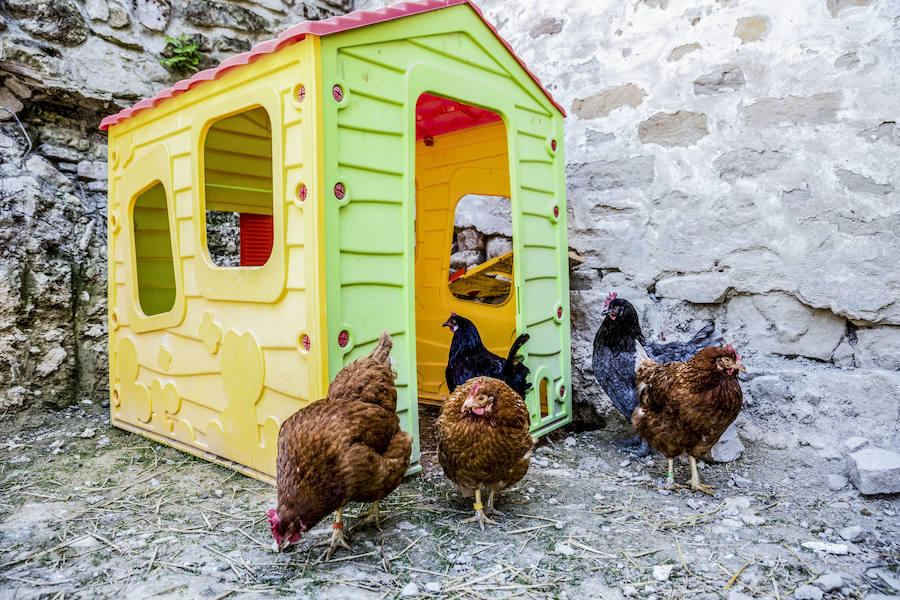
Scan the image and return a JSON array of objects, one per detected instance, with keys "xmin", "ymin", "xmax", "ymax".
[
  {"xmin": 0, "ymin": 0, "xmax": 352, "ymax": 409},
  {"xmin": 358, "ymin": 0, "xmax": 900, "ymax": 449}
]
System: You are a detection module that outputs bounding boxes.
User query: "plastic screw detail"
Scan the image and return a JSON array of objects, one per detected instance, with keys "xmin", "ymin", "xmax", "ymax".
[
  {"xmin": 553, "ymin": 206, "xmax": 559, "ymax": 218},
  {"xmin": 301, "ymin": 334, "xmax": 311, "ymax": 351},
  {"xmin": 332, "ymin": 84, "xmax": 343, "ymax": 102},
  {"xmin": 297, "ymin": 183, "xmax": 307, "ymax": 202},
  {"xmin": 338, "ymin": 330, "xmax": 349, "ymax": 347},
  {"xmin": 550, "ymin": 139, "xmax": 557, "ymax": 151},
  {"xmin": 559, "ymin": 385, "xmax": 566, "ymax": 398},
  {"xmin": 557, "ymin": 306, "xmax": 563, "ymax": 319},
  {"xmin": 334, "ymin": 182, "xmax": 345, "ymax": 200},
  {"xmin": 296, "ymin": 85, "xmax": 306, "ymax": 102}
]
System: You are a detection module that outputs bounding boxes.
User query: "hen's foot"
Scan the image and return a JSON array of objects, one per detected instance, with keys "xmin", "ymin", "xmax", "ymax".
[
  {"xmin": 351, "ymin": 501, "xmax": 398, "ymax": 531},
  {"xmin": 462, "ymin": 507, "xmax": 498, "ymax": 531},
  {"xmin": 690, "ymin": 481, "xmax": 716, "ymax": 496},
  {"xmin": 314, "ymin": 526, "xmax": 353, "ymax": 560},
  {"xmin": 484, "ymin": 490, "xmax": 505, "ymax": 517},
  {"xmin": 687, "ymin": 456, "xmax": 716, "ymax": 496}
]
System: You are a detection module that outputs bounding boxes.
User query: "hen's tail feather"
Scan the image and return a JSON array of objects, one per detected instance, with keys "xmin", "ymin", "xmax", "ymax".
[
  {"xmin": 502, "ymin": 333, "xmax": 530, "ymax": 371},
  {"xmin": 646, "ymin": 323, "xmax": 721, "ymax": 363},
  {"xmin": 502, "ymin": 333, "xmax": 532, "ymax": 396},
  {"xmin": 369, "ymin": 330, "xmax": 393, "ymax": 366}
]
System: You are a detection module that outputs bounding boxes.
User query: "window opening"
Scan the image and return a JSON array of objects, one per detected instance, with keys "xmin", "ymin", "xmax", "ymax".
[
  {"xmin": 132, "ymin": 182, "xmax": 177, "ymax": 316},
  {"xmin": 449, "ymin": 194, "xmax": 513, "ymax": 305},
  {"xmin": 203, "ymin": 106, "xmax": 274, "ymax": 267}
]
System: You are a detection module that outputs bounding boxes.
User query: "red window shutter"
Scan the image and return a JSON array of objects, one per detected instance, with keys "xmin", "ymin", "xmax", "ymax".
[{"xmin": 239, "ymin": 213, "xmax": 273, "ymax": 267}]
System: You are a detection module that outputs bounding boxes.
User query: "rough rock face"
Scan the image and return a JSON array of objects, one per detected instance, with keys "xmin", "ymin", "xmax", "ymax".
[
  {"xmin": 0, "ymin": 0, "xmax": 349, "ymax": 109},
  {"xmin": 366, "ymin": 0, "xmax": 900, "ymax": 450},
  {"xmin": 0, "ymin": 0, "xmax": 352, "ymax": 409},
  {"xmin": 0, "ymin": 120, "xmax": 107, "ymax": 410}
]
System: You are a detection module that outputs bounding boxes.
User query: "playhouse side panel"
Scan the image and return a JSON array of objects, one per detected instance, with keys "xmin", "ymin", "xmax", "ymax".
[{"xmin": 106, "ymin": 38, "xmax": 326, "ymax": 483}]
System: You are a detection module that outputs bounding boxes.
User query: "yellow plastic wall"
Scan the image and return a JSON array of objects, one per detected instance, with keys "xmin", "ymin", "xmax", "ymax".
[
  {"xmin": 414, "ymin": 121, "xmax": 517, "ymax": 404},
  {"xmin": 106, "ymin": 36, "xmax": 328, "ymax": 484}
]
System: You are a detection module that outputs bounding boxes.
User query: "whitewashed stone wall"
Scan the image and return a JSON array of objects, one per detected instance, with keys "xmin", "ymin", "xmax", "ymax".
[{"xmin": 359, "ymin": 0, "xmax": 900, "ymax": 449}]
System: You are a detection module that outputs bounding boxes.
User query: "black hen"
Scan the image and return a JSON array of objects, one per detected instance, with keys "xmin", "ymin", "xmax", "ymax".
[
  {"xmin": 592, "ymin": 292, "xmax": 720, "ymax": 454},
  {"xmin": 444, "ymin": 314, "xmax": 531, "ymax": 398}
]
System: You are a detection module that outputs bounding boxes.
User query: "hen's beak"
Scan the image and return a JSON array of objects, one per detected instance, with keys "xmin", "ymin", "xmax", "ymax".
[
  {"xmin": 442, "ymin": 319, "xmax": 452, "ymax": 328},
  {"xmin": 461, "ymin": 381, "xmax": 481, "ymax": 412},
  {"xmin": 736, "ymin": 359, "xmax": 747, "ymax": 373},
  {"xmin": 600, "ymin": 306, "xmax": 609, "ymax": 316},
  {"xmin": 277, "ymin": 538, "xmax": 290, "ymax": 552}
]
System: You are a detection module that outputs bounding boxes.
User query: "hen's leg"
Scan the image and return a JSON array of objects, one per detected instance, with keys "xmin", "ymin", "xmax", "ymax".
[
  {"xmin": 659, "ymin": 457, "xmax": 677, "ymax": 491},
  {"xmin": 351, "ymin": 500, "xmax": 398, "ymax": 531},
  {"xmin": 314, "ymin": 507, "xmax": 353, "ymax": 559},
  {"xmin": 688, "ymin": 456, "xmax": 716, "ymax": 496},
  {"xmin": 484, "ymin": 490, "xmax": 505, "ymax": 517},
  {"xmin": 462, "ymin": 488, "xmax": 498, "ymax": 531}
]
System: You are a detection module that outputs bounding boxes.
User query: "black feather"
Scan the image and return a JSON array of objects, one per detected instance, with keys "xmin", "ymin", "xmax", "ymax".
[
  {"xmin": 445, "ymin": 316, "xmax": 532, "ymax": 397},
  {"xmin": 591, "ymin": 296, "xmax": 719, "ymax": 419}
]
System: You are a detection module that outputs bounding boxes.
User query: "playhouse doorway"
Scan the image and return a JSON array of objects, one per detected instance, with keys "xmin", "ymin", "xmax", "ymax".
[{"xmin": 411, "ymin": 93, "xmax": 519, "ymax": 410}]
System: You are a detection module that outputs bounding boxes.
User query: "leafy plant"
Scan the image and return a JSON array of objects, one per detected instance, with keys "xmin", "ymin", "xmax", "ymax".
[{"xmin": 160, "ymin": 34, "xmax": 202, "ymax": 74}]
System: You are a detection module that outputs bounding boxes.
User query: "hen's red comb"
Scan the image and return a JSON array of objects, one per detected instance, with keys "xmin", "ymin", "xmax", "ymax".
[
  {"xmin": 725, "ymin": 344, "xmax": 740, "ymax": 359},
  {"xmin": 604, "ymin": 292, "xmax": 617, "ymax": 308}
]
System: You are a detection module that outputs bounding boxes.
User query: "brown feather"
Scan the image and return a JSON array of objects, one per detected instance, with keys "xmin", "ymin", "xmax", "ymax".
[
  {"xmin": 435, "ymin": 376, "xmax": 534, "ymax": 497},
  {"xmin": 632, "ymin": 346, "xmax": 743, "ymax": 459},
  {"xmin": 273, "ymin": 332, "xmax": 412, "ymax": 542}
]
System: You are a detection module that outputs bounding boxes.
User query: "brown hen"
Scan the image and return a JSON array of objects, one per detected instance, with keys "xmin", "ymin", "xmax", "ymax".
[
  {"xmin": 436, "ymin": 376, "xmax": 534, "ymax": 530},
  {"xmin": 632, "ymin": 345, "xmax": 745, "ymax": 495},
  {"xmin": 267, "ymin": 331, "xmax": 412, "ymax": 557}
]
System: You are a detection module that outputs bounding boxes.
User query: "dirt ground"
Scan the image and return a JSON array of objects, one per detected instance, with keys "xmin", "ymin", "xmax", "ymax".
[{"xmin": 1, "ymin": 402, "xmax": 898, "ymax": 600}]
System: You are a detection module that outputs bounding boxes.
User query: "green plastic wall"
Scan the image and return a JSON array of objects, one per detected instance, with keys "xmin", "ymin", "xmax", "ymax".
[{"xmin": 319, "ymin": 4, "xmax": 572, "ymax": 472}]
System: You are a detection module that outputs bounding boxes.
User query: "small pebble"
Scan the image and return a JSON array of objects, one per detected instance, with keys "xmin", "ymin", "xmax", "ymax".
[
  {"xmin": 802, "ymin": 541, "xmax": 848, "ymax": 555},
  {"xmin": 619, "ymin": 459, "xmax": 631, "ymax": 468},
  {"xmin": 424, "ymin": 582, "xmax": 441, "ymax": 593},
  {"xmin": 839, "ymin": 525, "xmax": 864, "ymax": 542},
  {"xmin": 400, "ymin": 582, "xmax": 419, "ymax": 597},
  {"xmin": 564, "ymin": 436, "xmax": 576, "ymax": 447},
  {"xmin": 732, "ymin": 474, "xmax": 752, "ymax": 488},
  {"xmin": 742, "ymin": 514, "xmax": 765, "ymax": 526},
  {"xmin": 621, "ymin": 586, "xmax": 637, "ymax": 597},
  {"xmin": 652, "ymin": 564, "xmax": 674, "ymax": 581},
  {"xmin": 554, "ymin": 543, "xmax": 575, "ymax": 556},
  {"xmin": 214, "ymin": 489, "xmax": 224, "ymax": 498},
  {"xmin": 793, "ymin": 583, "xmax": 824, "ymax": 600},
  {"xmin": 80, "ymin": 428, "xmax": 96, "ymax": 438},
  {"xmin": 812, "ymin": 572, "xmax": 842, "ymax": 592},
  {"xmin": 826, "ymin": 474, "xmax": 848, "ymax": 491}
]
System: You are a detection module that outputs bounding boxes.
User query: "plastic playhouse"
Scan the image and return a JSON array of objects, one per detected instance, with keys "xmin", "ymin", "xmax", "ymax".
[{"xmin": 101, "ymin": 0, "xmax": 571, "ymax": 483}]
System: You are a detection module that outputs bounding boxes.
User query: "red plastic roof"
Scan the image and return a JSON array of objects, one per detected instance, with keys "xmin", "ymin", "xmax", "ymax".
[
  {"xmin": 99, "ymin": 0, "xmax": 565, "ymax": 130},
  {"xmin": 416, "ymin": 93, "xmax": 502, "ymax": 139}
]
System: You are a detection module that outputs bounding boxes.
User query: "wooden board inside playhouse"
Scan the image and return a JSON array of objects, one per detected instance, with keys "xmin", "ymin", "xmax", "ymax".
[{"xmin": 448, "ymin": 250, "xmax": 514, "ymax": 299}]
